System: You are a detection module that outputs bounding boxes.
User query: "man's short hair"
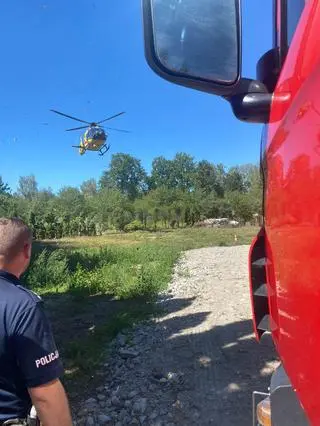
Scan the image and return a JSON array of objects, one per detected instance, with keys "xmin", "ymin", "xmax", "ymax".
[{"xmin": 0, "ymin": 218, "xmax": 33, "ymax": 260}]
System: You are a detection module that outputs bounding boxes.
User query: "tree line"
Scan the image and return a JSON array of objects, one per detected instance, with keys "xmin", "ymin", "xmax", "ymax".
[{"xmin": 0, "ymin": 153, "xmax": 262, "ymax": 239}]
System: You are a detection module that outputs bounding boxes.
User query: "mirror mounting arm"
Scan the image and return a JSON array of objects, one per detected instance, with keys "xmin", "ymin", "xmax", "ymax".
[
  {"xmin": 227, "ymin": 78, "xmax": 272, "ymax": 124},
  {"xmin": 229, "ymin": 92, "xmax": 272, "ymax": 123}
]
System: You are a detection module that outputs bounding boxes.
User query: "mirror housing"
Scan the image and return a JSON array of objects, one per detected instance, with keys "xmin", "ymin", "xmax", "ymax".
[{"xmin": 142, "ymin": 0, "xmax": 272, "ymax": 123}]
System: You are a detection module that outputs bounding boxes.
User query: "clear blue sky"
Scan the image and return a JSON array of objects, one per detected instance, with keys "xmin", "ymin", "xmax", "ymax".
[{"xmin": 0, "ymin": 1, "xmax": 272, "ymax": 192}]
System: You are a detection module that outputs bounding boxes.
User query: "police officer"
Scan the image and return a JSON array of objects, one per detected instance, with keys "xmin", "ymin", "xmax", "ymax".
[{"xmin": 0, "ymin": 218, "xmax": 73, "ymax": 426}]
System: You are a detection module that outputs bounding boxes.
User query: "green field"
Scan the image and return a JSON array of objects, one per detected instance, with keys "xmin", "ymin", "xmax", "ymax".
[{"xmin": 25, "ymin": 226, "xmax": 258, "ymax": 400}]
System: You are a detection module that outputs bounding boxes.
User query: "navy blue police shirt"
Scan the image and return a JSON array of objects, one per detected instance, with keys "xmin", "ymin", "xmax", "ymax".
[{"xmin": 0, "ymin": 270, "xmax": 64, "ymax": 420}]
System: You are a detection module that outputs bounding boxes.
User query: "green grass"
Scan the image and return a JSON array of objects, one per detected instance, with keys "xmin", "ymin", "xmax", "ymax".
[
  {"xmin": 24, "ymin": 226, "xmax": 258, "ymax": 399},
  {"xmin": 43, "ymin": 226, "xmax": 257, "ymax": 249},
  {"xmin": 25, "ymin": 244, "xmax": 180, "ymax": 299}
]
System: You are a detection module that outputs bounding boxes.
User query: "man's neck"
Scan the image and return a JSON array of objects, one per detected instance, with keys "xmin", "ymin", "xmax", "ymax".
[{"xmin": 0, "ymin": 264, "xmax": 20, "ymax": 279}]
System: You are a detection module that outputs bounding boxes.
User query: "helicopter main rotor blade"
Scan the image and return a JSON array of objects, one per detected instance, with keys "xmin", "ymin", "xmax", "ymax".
[
  {"xmin": 97, "ymin": 111, "xmax": 125, "ymax": 124},
  {"xmin": 50, "ymin": 109, "xmax": 90, "ymax": 125},
  {"xmin": 66, "ymin": 125, "xmax": 89, "ymax": 132},
  {"xmin": 103, "ymin": 126, "xmax": 131, "ymax": 133}
]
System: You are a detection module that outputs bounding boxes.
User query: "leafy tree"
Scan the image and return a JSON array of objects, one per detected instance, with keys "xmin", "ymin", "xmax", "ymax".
[
  {"xmin": 103, "ymin": 154, "xmax": 147, "ymax": 200},
  {"xmin": 43, "ymin": 211, "xmax": 57, "ymax": 239},
  {"xmin": 0, "ymin": 195, "xmax": 10, "ymax": 217},
  {"xmin": 111, "ymin": 198, "xmax": 134, "ymax": 231},
  {"xmin": 213, "ymin": 163, "xmax": 226, "ymax": 197},
  {"xmin": 151, "ymin": 154, "xmax": 196, "ymax": 192},
  {"xmin": 225, "ymin": 167, "xmax": 245, "ymax": 193},
  {"xmin": 194, "ymin": 160, "xmax": 217, "ymax": 194},
  {"xmin": 81, "ymin": 179, "xmax": 97, "ymax": 197},
  {"xmin": 238, "ymin": 164, "xmax": 262, "ymax": 192},
  {"xmin": 92, "ymin": 188, "xmax": 123, "ymax": 229},
  {"xmin": 0, "ymin": 177, "xmax": 12, "ymax": 218},
  {"xmin": 17, "ymin": 175, "xmax": 38, "ymax": 200},
  {"xmin": 171, "ymin": 153, "xmax": 196, "ymax": 192},
  {"xmin": 200, "ymin": 192, "xmax": 221, "ymax": 219},
  {"xmin": 0, "ymin": 153, "xmax": 262, "ymax": 236},
  {"xmin": 99, "ymin": 170, "xmax": 116, "ymax": 191},
  {"xmin": 134, "ymin": 197, "xmax": 150, "ymax": 228},
  {"xmin": 57, "ymin": 187, "xmax": 85, "ymax": 217},
  {"xmin": 184, "ymin": 191, "xmax": 202, "ymax": 225},
  {"xmin": 227, "ymin": 192, "xmax": 254, "ymax": 223},
  {"xmin": 37, "ymin": 188, "xmax": 55, "ymax": 202},
  {"xmin": 150, "ymin": 156, "xmax": 174, "ymax": 189},
  {"xmin": 0, "ymin": 176, "xmax": 11, "ymax": 195}
]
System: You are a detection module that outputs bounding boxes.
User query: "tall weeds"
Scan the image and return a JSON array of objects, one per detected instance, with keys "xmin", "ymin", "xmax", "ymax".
[{"xmin": 24, "ymin": 244, "xmax": 179, "ymax": 299}]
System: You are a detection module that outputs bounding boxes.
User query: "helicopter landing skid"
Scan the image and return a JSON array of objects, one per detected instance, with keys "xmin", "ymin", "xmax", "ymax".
[{"xmin": 99, "ymin": 144, "xmax": 111, "ymax": 156}]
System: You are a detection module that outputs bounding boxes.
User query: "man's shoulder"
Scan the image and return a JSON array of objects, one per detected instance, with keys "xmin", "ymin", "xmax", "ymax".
[
  {"xmin": 0, "ymin": 277, "xmax": 42, "ymax": 313},
  {"xmin": 16, "ymin": 285, "xmax": 42, "ymax": 304},
  {"xmin": 0, "ymin": 280, "xmax": 46, "ymax": 339}
]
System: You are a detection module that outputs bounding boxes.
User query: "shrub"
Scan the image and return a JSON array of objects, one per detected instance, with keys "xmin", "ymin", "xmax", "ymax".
[
  {"xmin": 124, "ymin": 220, "xmax": 144, "ymax": 232},
  {"xmin": 68, "ymin": 264, "xmax": 102, "ymax": 294},
  {"xmin": 24, "ymin": 249, "xmax": 69, "ymax": 288}
]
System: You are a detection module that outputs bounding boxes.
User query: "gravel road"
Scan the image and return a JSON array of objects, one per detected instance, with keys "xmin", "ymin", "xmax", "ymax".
[{"xmin": 75, "ymin": 246, "xmax": 278, "ymax": 426}]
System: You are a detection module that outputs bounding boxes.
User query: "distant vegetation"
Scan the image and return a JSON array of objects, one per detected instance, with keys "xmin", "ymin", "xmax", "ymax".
[{"xmin": 0, "ymin": 152, "xmax": 262, "ymax": 239}]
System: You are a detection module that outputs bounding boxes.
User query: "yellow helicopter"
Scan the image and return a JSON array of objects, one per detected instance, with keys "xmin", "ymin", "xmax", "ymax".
[{"xmin": 50, "ymin": 109, "xmax": 129, "ymax": 156}]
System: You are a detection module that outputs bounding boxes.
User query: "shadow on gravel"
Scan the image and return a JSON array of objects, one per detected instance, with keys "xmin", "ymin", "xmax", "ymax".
[
  {"xmin": 149, "ymin": 310, "xmax": 277, "ymax": 426},
  {"xmin": 41, "ymin": 291, "xmax": 198, "ymax": 403},
  {"xmin": 43, "ymin": 287, "xmax": 276, "ymax": 425}
]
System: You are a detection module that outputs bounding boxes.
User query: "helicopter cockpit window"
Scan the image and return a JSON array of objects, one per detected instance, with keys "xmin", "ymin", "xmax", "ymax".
[{"xmin": 87, "ymin": 128, "xmax": 105, "ymax": 138}]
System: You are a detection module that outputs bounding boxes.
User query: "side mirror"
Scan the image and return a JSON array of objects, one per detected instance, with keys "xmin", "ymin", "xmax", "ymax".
[
  {"xmin": 142, "ymin": 0, "xmax": 272, "ymax": 123},
  {"xmin": 142, "ymin": 0, "xmax": 241, "ymax": 97}
]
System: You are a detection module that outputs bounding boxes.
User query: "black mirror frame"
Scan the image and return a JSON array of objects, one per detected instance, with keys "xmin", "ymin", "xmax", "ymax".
[{"xmin": 142, "ymin": 0, "xmax": 242, "ymax": 98}]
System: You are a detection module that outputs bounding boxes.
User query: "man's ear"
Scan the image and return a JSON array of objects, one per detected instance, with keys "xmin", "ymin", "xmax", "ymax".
[{"xmin": 24, "ymin": 242, "xmax": 32, "ymax": 260}]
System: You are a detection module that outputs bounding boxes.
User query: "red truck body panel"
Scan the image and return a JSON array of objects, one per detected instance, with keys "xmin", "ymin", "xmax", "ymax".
[{"xmin": 264, "ymin": 1, "xmax": 320, "ymax": 422}]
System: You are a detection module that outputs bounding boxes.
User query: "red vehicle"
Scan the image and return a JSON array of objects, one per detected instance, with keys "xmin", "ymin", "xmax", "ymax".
[{"xmin": 142, "ymin": 0, "xmax": 319, "ymax": 424}]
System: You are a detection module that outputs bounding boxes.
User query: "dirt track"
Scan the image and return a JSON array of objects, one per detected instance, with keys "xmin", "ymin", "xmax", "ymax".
[{"xmin": 75, "ymin": 246, "xmax": 278, "ymax": 426}]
